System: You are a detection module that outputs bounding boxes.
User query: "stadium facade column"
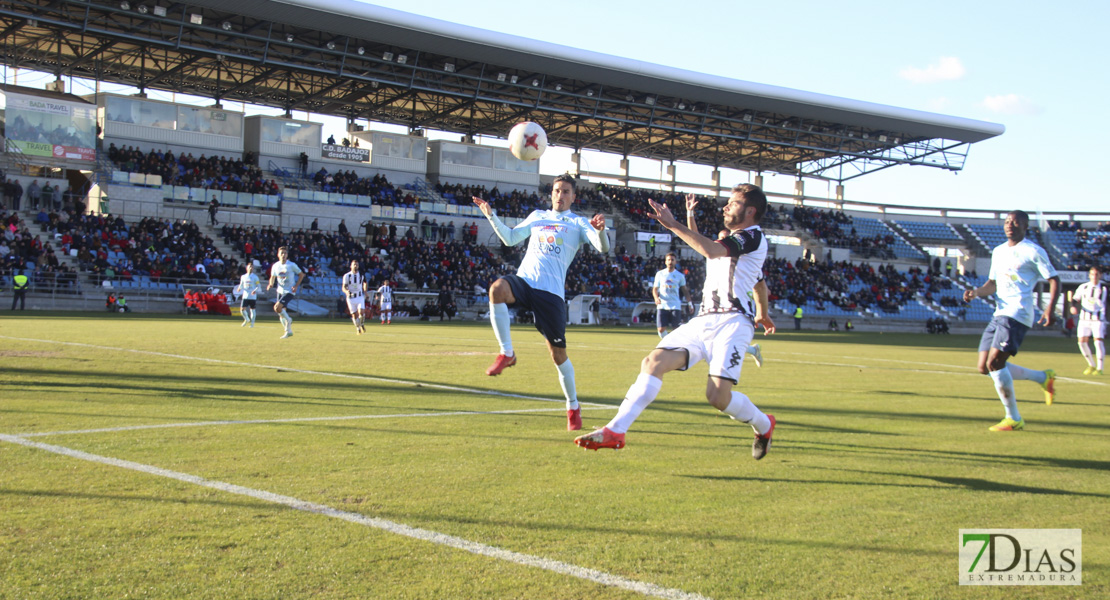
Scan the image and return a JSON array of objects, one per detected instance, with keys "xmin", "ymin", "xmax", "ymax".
[
  {"xmin": 794, "ymin": 178, "xmax": 805, "ymax": 198},
  {"xmin": 619, "ymin": 157, "xmax": 630, "ymax": 186},
  {"xmin": 569, "ymin": 152, "xmax": 581, "ymax": 176},
  {"xmin": 754, "ymin": 174, "xmax": 764, "ymax": 189},
  {"xmin": 836, "ymin": 184, "xmax": 845, "ymax": 201},
  {"xmin": 666, "ymin": 162, "xmax": 676, "ymax": 192},
  {"xmin": 711, "ymin": 169, "xmax": 721, "ymax": 197}
]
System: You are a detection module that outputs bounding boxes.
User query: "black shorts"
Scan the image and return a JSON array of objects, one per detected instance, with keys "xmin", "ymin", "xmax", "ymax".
[
  {"xmin": 657, "ymin": 308, "xmax": 682, "ymax": 329},
  {"xmin": 241, "ymin": 299, "xmax": 257, "ymax": 309},
  {"xmin": 501, "ymin": 275, "xmax": 567, "ymax": 348},
  {"xmin": 276, "ymin": 293, "xmax": 295, "ymax": 307}
]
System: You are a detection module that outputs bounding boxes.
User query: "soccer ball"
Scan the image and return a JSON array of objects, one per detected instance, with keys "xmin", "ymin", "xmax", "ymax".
[{"xmin": 508, "ymin": 121, "xmax": 547, "ymax": 161}]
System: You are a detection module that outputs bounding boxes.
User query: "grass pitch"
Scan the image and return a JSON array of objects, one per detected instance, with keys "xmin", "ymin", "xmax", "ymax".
[{"xmin": 1, "ymin": 313, "xmax": 1107, "ymax": 599}]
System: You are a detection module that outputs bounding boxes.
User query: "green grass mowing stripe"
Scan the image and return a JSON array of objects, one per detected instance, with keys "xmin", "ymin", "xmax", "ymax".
[{"xmin": 0, "ymin": 433, "xmax": 711, "ymax": 600}]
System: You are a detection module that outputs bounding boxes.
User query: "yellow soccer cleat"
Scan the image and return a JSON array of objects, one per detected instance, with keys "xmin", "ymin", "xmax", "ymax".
[
  {"xmin": 1083, "ymin": 366, "xmax": 1095, "ymax": 376},
  {"xmin": 989, "ymin": 417, "xmax": 1025, "ymax": 432},
  {"xmin": 1040, "ymin": 369, "xmax": 1056, "ymax": 405}
]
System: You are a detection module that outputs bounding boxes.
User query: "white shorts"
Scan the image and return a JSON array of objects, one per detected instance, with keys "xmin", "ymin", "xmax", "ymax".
[
  {"xmin": 657, "ymin": 312, "xmax": 755, "ymax": 383},
  {"xmin": 380, "ymin": 301, "xmax": 392, "ymax": 311},
  {"xmin": 1077, "ymin": 320, "xmax": 1106, "ymax": 339},
  {"xmin": 346, "ymin": 295, "xmax": 365, "ymax": 312}
]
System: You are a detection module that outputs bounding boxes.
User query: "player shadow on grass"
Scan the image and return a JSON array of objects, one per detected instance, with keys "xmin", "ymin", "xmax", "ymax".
[
  {"xmin": 788, "ymin": 440, "xmax": 1110, "ymax": 473},
  {"xmin": 0, "ymin": 488, "xmax": 285, "ymax": 511},
  {"xmin": 680, "ymin": 471, "xmax": 1110, "ymax": 499}
]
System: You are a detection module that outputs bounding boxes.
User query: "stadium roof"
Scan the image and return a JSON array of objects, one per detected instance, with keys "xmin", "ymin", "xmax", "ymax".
[{"xmin": 1, "ymin": 0, "xmax": 1004, "ymax": 181}]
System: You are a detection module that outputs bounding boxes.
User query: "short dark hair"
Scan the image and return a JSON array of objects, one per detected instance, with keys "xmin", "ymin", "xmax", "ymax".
[
  {"xmin": 732, "ymin": 184, "xmax": 768, "ymax": 223},
  {"xmin": 1009, "ymin": 210, "xmax": 1030, "ymax": 225},
  {"xmin": 278, "ymin": 246, "xmax": 289, "ymax": 254},
  {"xmin": 552, "ymin": 173, "xmax": 577, "ymax": 192},
  {"xmin": 664, "ymin": 252, "xmax": 677, "ymax": 260}
]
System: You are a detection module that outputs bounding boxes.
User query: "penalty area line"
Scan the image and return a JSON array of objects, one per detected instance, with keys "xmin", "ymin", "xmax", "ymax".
[
  {"xmin": 0, "ymin": 335, "xmax": 612, "ymax": 407},
  {"xmin": 0, "ymin": 434, "xmax": 710, "ymax": 600}
]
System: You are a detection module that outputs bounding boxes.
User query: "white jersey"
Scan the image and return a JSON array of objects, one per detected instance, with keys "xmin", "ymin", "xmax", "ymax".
[
  {"xmin": 376, "ymin": 284, "xmax": 393, "ymax": 305},
  {"xmin": 1075, "ymin": 281, "xmax": 1108, "ymax": 323},
  {"xmin": 698, "ymin": 225, "xmax": 767, "ymax": 321},
  {"xmin": 486, "ymin": 208, "xmax": 608, "ymax": 299},
  {"xmin": 270, "ymin": 260, "xmax": 304, "ymax": 295},
  {"xmin": 653, "ymin": 268, "xmax": 687, "ymax": 310},
  {"xmin": 343, "ymin": 271, "xmax": 366, "ymax": 298},
  {"xmin": 988, "ymin": 239, "xmax": 1057, "ymax": 327},
  {"xmin": 237, "ymin": 273, "xmax": 261, "ymax": 300}
]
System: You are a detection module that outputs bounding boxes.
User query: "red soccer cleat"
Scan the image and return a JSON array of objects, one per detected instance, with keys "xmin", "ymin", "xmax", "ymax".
[
  {"xmin": 752, "ymin": 414, "xmax": 776, "ymax": 460},
  {"xmin": 574, "ymin": 427, "xmax": 625, "ymax": 451},
  {"xmin": 485, "ymin": 353, "xmax": 517, "ymax": 376},
  {"xmin": 567, "ymin": 408, "xmax": 582, "ymax": 431}
]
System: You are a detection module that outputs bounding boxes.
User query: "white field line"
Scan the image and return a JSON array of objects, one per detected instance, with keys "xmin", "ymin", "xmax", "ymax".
[
  {"xmin": 0, "ymin": 335, "xmax": 613, "ymax": 406},
  {"xmin": 0, "ymin": 433, "xmax": 710, "ymax": 600},
  {"xmin": 18, "ymin": 407, "xmax": 606, "ymax": 438}
]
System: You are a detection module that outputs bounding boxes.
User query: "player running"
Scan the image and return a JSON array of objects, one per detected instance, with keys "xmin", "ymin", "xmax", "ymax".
[
  {"xmin": 472, "ymin": 173, "xmax": 610, "ymax": 431},
  {"xmin": 1072, "ymin": 265, "xmax": 1107, "ymax": 375},
  {"xmin": 236, "ymin": 263, "xmax": 261, "ymax": 328},
  {"xmin": 375, "ymin": 280, "xmax": 394, "ymax": 325},
  {"xmin": 267, "ymin": 246, "xmax": 305, "ymax": 339},
  {"xmin": 343, "ymin": 259, "xmax": 368, "ymax": 334},
  {"xmin": 652, "ymin": 252, "xmax": 689, "ymax": 338},
  {"xmin": 575, "ymin": 184, "xmax": 777, "ymax": 458},
  {"xmin": 962, "ymin": 210, "xmax": 1060, "ymax": 430}
]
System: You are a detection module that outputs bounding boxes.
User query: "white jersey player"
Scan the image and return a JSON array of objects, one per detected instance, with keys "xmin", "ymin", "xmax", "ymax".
[
  {"xmin": 1072, "ymin": 265, "xmax": 1107, "ymax": 375},
  {"xmin": 236, "ymin": 263, "xmax": 261, "ymax": 328},
  {"xmin": 266, "ymin": 246, "xmax": 305, "ymax": 339},
  {"xmin": 962, "ymin": 210, "xmax": 1060, "ymax": 431},
  {"xmin": 375, "ymin": 281, "xmax": 394, "ymax": 324},
  {"xmin": 575, "ymin": 184, "xmax": 776, "ymax": 457},
  {"xmin": 472, "ymin": 173, "xmax": 610, "ymax": 431},
  {"xmin": 343, "ymin": 259, "xmax": 368, "ymax": 335}
]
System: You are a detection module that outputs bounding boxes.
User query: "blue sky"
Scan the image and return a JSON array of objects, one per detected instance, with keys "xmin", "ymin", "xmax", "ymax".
[{"xmin": 357, "ymin": 0, "xmax": 1110, "ymax": 216}]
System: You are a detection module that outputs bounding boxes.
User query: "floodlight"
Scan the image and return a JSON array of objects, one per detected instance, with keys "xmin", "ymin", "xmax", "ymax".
[
  {"xmin": 554, "ymin": 84, "xmax": 562, "ymax": 91},
  {"xmin": 120, "ymin": 1, "xmax": 130, "ymax": 9},
  {"xmin": 382, "ymin": 52, "xmax": 393, "ymax": 61},
  {"xmin": 510, "ymin": 75, "xmax": 518, "ymax": 84},
  {"xmin": 497, "ymin": 73, "xmax": 506, "ymax": 82},
  {"xmin": 356, "ymin": 46, "xmax": 365, "ymax": 55},
  {"xmin": 152, "ymin": 5, "xmax": 167, "ymax": 16},
  {"xmin": 137, "ymin": 5, "xmax": 148, "ymax": 14},
  {"xmin": 221, "ymin": 21, "xmax": 232, "ymax": 31},
  {"xmin": 397, "ymin": 55, "xmax": 407, "ymax": 64},
  {"xmin": 444, "ymin": 63, "xmax": 455, "ymax": 72},
  {"xmin": 645, "ymin": 97, "xmax": 655, "ymax": 105},
  {"xmin": 532, "ymin": 79, "xmax": 539, "ymax": 87},
  {"xmin": 326, "ymin": 41, "xmax": 336, "ymax": 50},
  {"xmin": 286, "ymin": 34, "xmax": 295, "ymax": 42},
  {"xmin": 189, "ymin": 13, "xmax": 202, "ymax": 25}
]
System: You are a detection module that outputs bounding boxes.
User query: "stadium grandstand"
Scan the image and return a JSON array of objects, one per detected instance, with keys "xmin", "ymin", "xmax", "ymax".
[{"xmin": 2, "ymin": 0, "xmax": 1109, "ymax": 329}]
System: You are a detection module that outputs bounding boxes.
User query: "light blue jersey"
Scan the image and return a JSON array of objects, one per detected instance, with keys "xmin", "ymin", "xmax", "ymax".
[
  {"xmin": 653, "ymin": 268, "xmax": 687, "ymax": 310},
  {"xmin": 237, "ymin": 273, "xmax": 261, "ymax": 300},
  {"xmin": 270, "ymin": 260, "xmax": 303, "ymax": 295},
  {"xmin": 487, "ymin": 209, "xmax": 609, "ymax": 299},
  {"xmin": 989, "ymin": 239, "xmax": 1056, "ymax": 327}
]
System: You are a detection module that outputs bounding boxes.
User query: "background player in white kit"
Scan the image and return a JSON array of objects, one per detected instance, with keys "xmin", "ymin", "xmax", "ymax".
[
  {"xmin": 343, "ymin": 259, "xmax": 368, "ymax": 335},
  {"xmin": 267, "ymin": 246, "xmax": 305, "ymax": 339},
  {"xmin": 576, "ymin": 184, "xmax": 777, "ymax": 458},
  {"xmin": 472, "ymin": 173, "xmax": 610, "ymax": 431},
  {"xmin": 375, "ymin": 281, "xmax": 393, "ymax": 325},
  {"xmin": 962, "ymin": 210, "xmax": 1060, "ymax": 431},
  {"xmin": 236, "ymin": 263, "xmax": 261, "ymax": 328},
  {"xmin": 652, "ymin": 252, "xmax": 689, "ymax": 338},
  {"xmin": 1072, "ymin": 265, "xmax": 1106, "ymax": 375}
]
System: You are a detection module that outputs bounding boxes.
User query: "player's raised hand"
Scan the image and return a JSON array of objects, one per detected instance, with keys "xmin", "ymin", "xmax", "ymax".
[
  {"xmin": 471, "ymin": 196, "xmax": 492, "ymax": 217},
  {"xmin": 685, "ymin": 193, "xmax": 698, "ymax": 212},
  {"xmin": 647, "ymin": 199, "xmax": 679, "ymax": 229},
  {"xmin": 589, "ymin": 212, "xmax": 606, "ymax": 231}
]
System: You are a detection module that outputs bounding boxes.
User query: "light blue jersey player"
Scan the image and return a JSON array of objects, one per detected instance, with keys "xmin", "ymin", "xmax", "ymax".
[
  {"xmin": 963, "ymin": 210, "xmax": 1060, "ymax": 431},
  {"xmin": 652, "ymin": 253, "xmax": 688, "ymax": 337},
  {"xmin": 472, "ymin": 174, "xmax": 610, "ymax": 431},
  {"xmin": 266, "ymin": 246, "xmax": 305, "ymax": 339},
  {"xmin": 236, "ymin": 263, "xmax": 261, "ymax": 328}
]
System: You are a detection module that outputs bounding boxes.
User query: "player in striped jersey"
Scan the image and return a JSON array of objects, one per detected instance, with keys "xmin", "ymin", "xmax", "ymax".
[
  {"xmin": 375, "ymin": 281, "xmax": 394, "ymax": 325},
  {"xmin": 343, "ymin": 259, "xmax": 368, "ymax": 335},
  {"xmin": 575, "ymin": 184, "xmax": 777, "ymax": 458},
  {"xmin": 1072, "ymin": 265, "xmax": 1106, "ymax": 375}
]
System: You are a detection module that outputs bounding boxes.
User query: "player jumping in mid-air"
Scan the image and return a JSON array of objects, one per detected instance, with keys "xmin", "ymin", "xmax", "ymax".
[
  {"xmin": 962, "ymin": 210, "xmax": 1060, "ymax": 431},
  {"xmin": 375, "ymin": 280, "xmax": 394, "ymax": 325},
  {"xmin": 267, "ymin": 246, "xmax": 305, "ymax": 339},
  {"xmin": 473, "ymin": 173, "xmax": 610, "ymax": 431},
  {"xmin": 236, "ymin": 263, "xmax": 261, "ymax": 328},
  {"xmin": 1072, "ymin": 265, "xmax": 1107, "ymax": 375},
  {"xmin": 576, "ymin": 184, "xmax": 776, "ymax": 457},
  {"xmin": 343, "ymin": 259, "xmax": 368, "ymax": 335}
]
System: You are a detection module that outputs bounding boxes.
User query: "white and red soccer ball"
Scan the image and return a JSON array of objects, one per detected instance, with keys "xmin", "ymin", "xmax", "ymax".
[{"xmin": 508, "ymin": 121, "xmax": 547, "ymax": 161}]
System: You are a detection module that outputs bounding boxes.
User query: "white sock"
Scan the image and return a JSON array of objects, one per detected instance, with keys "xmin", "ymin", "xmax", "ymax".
[
  {"xmin": 556, "ymin": 359, "xmax": 578, "ymax": 410},
  {"xmin": 658, "ymin": 330, "xmax": 665, "ymax": 339},
  {"xmin": 1007, "ymin": 363, "xmax": 1046, "ymax": 385},
  {"xmin": 281, "ymin": 309, "xmax": 292, "ymax": 331},
  {"xmin": 1079, "ymin": 341, "xmax": 1095, "ymax": 367},
  {"xmin": 989, "ymin": 368, "xmax": 1020, "ymax": 421},
  {"xmin": 490, "ymin": 302, "xmax": 513, "ymax": 356},
  {"xmin": 722, "ymin": 391, "xmax": 771, "ymax": 435},
  {"xmin": 606, "ymin": 373, "xmax": 662, "ymax": 434},
  {"xmin": 278, "ymin": 313, "xmax": 287, "ymax": 328},
  {"xmin": 1096, "ymin": 340, "xmax": 1105, "ymax": 370},
  {"xmin": 249, "ymin": 309, "xmax": 256, "ymax": 324}
]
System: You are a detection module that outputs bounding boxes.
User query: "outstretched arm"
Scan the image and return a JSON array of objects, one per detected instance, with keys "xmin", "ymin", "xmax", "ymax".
[
  {"xmin": 685, "ymin": 193, "xmax": 699, "ymax": 233},
  {"xmin": 647, "ymin": 199, "xmax": 726, "ymax": 259},
  {"xmin": 472, "ymin": 196, "xmax": 531, "ymax": 246},
  {"xmin": 586, "ymin": 213, "xmax": 610, "ymax": 253}
]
